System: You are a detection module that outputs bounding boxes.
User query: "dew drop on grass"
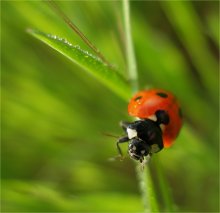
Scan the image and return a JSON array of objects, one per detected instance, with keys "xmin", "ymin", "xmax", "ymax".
[
  {"xmin": 45, "ymin": 33, "xmax": 104, "ymax": 64},
  {"xmin": 74, "ymin": 45, "xmax": 80, "ymax": 49},
  {"xmin": 48, "ymin": 33, "xmax": 73, "ymax": 47}
]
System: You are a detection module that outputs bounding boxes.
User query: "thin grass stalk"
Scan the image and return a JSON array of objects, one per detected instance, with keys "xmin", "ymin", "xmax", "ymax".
[
  {"xmin": 122, "ymin": 0, "xmax": 159, "ymax": 212},
  {"xmin": 136, "ymin": 165, "xmax": 160, "ymax": 213},
  {"xmin": 122, "ymin": 0, "xmax": 138, "ymax": 93}
]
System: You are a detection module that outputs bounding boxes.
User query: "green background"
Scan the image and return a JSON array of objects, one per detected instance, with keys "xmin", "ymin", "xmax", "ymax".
[{"xmin": 1, "ymin": 1, "xmax": 219, "ymax": 212}]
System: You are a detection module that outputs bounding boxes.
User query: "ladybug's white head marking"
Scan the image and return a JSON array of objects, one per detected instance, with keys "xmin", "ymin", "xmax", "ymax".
[
  {"xmin": 148, "ymin": 114, "xmax": 157, "ymax": 122},
  {"xmin": 159, "ymin": 124, "xmax": 165, "ymax": 132},
  {"xmin": 127, "ymin": 128, "xmax": 137, "ymax": 139}
]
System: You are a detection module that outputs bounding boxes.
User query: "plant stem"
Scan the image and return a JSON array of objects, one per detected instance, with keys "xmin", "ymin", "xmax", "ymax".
[
  {"xmin": 122, "ymin": 0, "xmax": 138, "ymax": 93},
  {"xmin": 136, "ymin": 165, "xmax": 159, "ymax": 213},
  {"xmin": 122, "ymin": 1, "xmax": 159, "ymax": 212}
]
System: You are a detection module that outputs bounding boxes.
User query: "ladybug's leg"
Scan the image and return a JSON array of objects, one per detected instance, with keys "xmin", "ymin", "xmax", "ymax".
[{"xmin": 117, "ymin": 136, "xmax": 129, "ymax": 157}]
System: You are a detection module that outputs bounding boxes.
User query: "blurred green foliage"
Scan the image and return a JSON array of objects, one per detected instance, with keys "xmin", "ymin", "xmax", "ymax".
[{"xmin": 1, "ymin": 1, "xmax": 219, "ymax": 212}]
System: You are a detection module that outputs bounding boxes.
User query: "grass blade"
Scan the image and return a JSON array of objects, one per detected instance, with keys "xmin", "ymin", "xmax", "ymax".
[
  {"xmin": 136, "ymin": 165, "xmax": 159, "ymax": 213},
  {"xmin": 122, "ymin": 0, "xmax": 138, "ymax": 92},
  {"xmin": 28, "ymin": 29, "xmax": 131, "ymax": 101},
  {"xmin": 206, "ymin": 12, "xmax": 220, "ymax": 47},
  {"xmin": 123, "ymin": 1, "xmax": 159, "ymax": 212},
  {"xmin": 161, "ymin": 1, "xmax": 218, "ymax": 103}
]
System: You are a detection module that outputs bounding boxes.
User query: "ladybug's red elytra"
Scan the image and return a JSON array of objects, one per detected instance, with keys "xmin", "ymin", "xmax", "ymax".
[{"xmin": 117, "ymin": 89, "xmax": 183, "ymax": 163}]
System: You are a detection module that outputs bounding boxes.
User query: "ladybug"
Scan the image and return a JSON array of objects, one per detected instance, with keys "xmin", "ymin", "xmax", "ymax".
[{"xmin": 117, "ymin": 89, "xmax": 183, "ymax": 163}]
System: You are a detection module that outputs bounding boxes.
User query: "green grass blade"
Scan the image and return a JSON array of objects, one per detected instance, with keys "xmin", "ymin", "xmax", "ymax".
[
  {"xmin": 28, "ymin": 29, "xmax": 131, "ymax": 101},
  {"xmin": 136, "ymin": 165, "xmax": 159, "ymax": 213},
  {"xmin": 206, "ymin": 12, "xmax": 220, "ymax": 48},
  {"xmin": 161, "ymin": 1, "xmax": 218, "ymax": 102},
  {"xmin": 122, "ymin": 0, "xmax": 138, "ymax": 92},
  {"xmin": 123, "ymin": 1, "xmax": 159, "ymax": 212}
]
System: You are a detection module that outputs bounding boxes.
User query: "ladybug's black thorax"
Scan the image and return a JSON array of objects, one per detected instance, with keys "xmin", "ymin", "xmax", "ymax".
[
  {"xmin": 117, "ymin": 118, "xmax": 166, "ymax": 163},
  {"xmin": 127, "ymin": 119, "xmax": 163, "ymax": 151}
]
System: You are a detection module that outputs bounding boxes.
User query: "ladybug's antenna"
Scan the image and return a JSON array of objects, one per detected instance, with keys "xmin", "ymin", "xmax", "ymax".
[
  {"xmin": 101, "ymin": 132, "xmax": 119, "ymax": 139},
  {"xmin": 46, "ymin": 0, "xmax": 112, "ymax": 67}
]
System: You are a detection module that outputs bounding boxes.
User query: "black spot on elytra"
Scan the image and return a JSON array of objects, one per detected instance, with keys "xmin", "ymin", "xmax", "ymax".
[
  {"xmin": 155, "ymin": 110, "xmax": 170, "ymax": 125},
  {"xmin": 178, "ymin": 108, "xmax": 183, "ymax": 118},
  {"xmin": 134, "ymin": 96, "xmax": 142, "ymax": 101},
  {"xmin": 156, "ymin": 92, "xmax": 168, "ymax": 98}
]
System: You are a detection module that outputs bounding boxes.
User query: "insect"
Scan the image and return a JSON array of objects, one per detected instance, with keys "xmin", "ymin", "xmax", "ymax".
[{"xmin": 117, "ymin": 89, "xmax": 183, "ymax": 163}]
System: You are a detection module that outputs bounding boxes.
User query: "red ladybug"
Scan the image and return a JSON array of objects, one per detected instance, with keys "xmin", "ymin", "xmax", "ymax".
[{"xmin": 117, "ymin": 89, "xmax": 183, "ymax": 163}]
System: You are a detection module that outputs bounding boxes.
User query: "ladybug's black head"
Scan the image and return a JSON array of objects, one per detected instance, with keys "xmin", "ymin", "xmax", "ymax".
[{"xmin": 128, "ymin": 138, "xmax": 150, "ymax": 162}]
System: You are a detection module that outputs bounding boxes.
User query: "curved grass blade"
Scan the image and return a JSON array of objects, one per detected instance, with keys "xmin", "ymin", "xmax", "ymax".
[{"xmin": 27, "ymin": 29, "xmax": 131, "ymax": 101}]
